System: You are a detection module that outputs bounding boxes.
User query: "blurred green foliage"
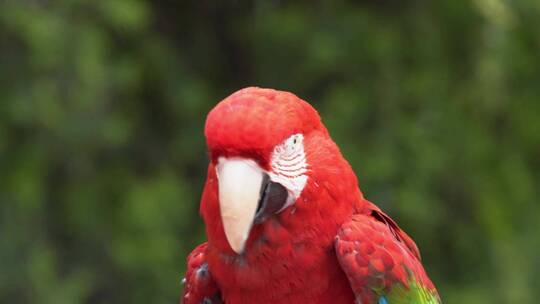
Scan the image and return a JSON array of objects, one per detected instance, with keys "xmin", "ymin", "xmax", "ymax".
[{"xmin": 1, "ymin": 0, "xmax": 539, "ymax": 303}]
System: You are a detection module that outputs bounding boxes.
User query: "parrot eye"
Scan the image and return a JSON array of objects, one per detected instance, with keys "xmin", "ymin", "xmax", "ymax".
[{"xmin": 267, "ymin": 133, "xmax": 309, "ymax": 211}]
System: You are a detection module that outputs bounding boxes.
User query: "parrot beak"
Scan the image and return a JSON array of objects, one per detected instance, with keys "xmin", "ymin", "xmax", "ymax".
[
  {"xmin": 216, "ymin": 157, "xmax": 289, "ymax": 254},
  {"xmin": 216, "ymin": 158, "xmax": 263, "ymax": 254}
]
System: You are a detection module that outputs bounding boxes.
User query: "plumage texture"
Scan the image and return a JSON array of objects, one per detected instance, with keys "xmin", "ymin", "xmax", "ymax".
[
  {"xmin": 182, "ymin": 243, "xmax": 221, "ymax": 303},
  {"xmin": 335, "ymin": 208, "xmax": 440, "ymax": 304},
  {"xmin": 182, "ymin": 87, "xmax": 441, "ymax": 304}
]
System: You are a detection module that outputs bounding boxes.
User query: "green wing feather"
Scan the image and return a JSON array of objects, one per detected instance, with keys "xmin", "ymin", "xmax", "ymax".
[{"xmin": 384, "ymin": 276, "xmax": 441, "ymax": 304}]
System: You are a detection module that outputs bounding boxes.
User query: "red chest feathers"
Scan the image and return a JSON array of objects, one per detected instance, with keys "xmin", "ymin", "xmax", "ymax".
[{"xmin": 206, "ymin": 221, "xmax": 355, "ymax": 304}]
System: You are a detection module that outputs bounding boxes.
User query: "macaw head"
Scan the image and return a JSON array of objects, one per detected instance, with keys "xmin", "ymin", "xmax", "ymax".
[{"xmin": 201, "ymin": 87, "xmax": 361, "ymax": 254}]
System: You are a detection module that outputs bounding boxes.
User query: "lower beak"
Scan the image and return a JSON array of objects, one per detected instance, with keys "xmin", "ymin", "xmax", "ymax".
[{"xmin": 216, "ymin": 158, "xmax": 288, "ymax": 254}]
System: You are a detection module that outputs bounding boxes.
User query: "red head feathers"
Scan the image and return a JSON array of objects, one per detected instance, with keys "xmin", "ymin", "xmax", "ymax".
[{"xmin": 205, "ymin": 87, "xmax": 327, "ymax": 168}]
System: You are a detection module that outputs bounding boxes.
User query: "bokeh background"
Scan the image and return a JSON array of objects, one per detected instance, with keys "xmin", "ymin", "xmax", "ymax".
[{"xmin": 1, "ymin": 0, "xmax": 539, "ymax": 303}]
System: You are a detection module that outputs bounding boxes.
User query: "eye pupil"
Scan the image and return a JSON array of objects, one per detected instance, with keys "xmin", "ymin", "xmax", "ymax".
[{"xmin": 293, "ymin": 138, "xmax": 297, "ymax": 144}]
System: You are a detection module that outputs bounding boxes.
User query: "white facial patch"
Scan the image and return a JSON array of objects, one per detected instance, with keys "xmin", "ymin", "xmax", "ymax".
[{"xmin": 269, "ymin": 133, "xmax": 309, "ymax": 210}]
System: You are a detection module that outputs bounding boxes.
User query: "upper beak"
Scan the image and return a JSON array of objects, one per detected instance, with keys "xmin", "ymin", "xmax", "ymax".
[
  {"xmin": 216, "ymin": 158, "xmax": 263, "ymax": 254},
  {"xmin": 216, "ymin": 157, "xmax": 289, "ymax": 254}
]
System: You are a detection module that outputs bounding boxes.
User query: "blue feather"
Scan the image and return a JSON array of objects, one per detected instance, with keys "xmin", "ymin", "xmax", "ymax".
[{"xmin": 379, "ymin": 296, "xmax": 388, "ymax": 304}]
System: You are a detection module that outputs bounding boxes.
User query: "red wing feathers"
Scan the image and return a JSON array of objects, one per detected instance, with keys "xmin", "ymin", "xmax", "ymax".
[
  {"xmin": 181, "ymin": 243, "xmax": 222, "ymax": 304},
  {"xmin": 335, "ymin": 209, "xmax": 438, "ymax": 304}
]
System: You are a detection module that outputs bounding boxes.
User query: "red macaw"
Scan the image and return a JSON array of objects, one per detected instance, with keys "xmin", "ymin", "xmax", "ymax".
[{"xmin": 182, "ymin": 87, "xmax": 441, "ymax": 304}]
